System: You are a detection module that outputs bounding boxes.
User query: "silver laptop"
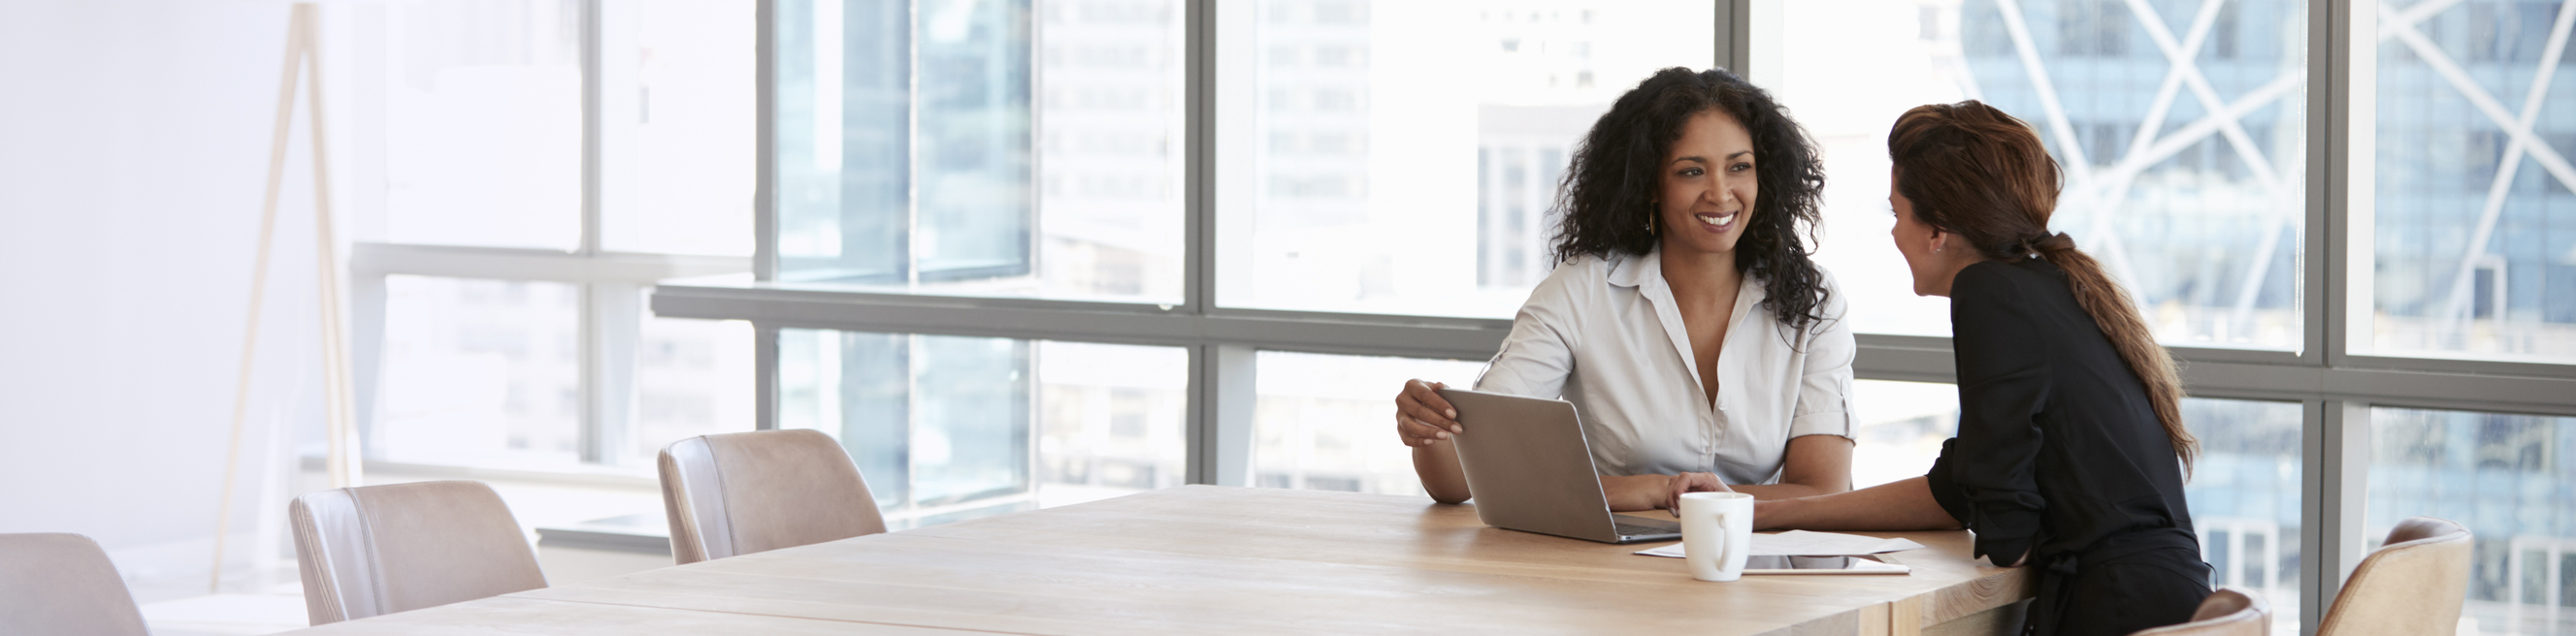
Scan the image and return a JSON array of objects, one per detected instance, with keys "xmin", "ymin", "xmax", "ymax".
[{"xmin": 1438, "ymin": 387, "xmax": 1682, "ymax": 544}]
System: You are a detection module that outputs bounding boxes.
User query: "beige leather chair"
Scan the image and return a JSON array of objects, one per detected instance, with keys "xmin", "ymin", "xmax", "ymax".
[
  {"xmin": 659, "ymin": 429, "xmax": 887, "ymax": 564},
  {"xmin": 289, "ymin": 480, "xmax": 547, "ymax": 625},
  {"xmin": 2315, "ymin": 516, "xmax": 2473, "ymax": 636},
  {"xmin": 0, "ymin": 533, "xmax": 149, "ymax": 636},
  {"xmin": 2130, "ymin": 587, "xmax": 2268, "ymax": 636}
]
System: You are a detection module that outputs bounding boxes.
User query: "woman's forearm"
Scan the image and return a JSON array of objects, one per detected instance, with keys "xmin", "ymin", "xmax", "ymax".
[
  {"xmin": 1754, "ymin": 476, "xmax": 1962, "ymax": 531},
  {"xmin": 1723, "ymin": 482, "xmax": 1843, "ymax": 500},
  {"xmin": 1609, "ymin": 473, "xmax": 1843, "ymax": 513},
  {"xmin": 1600, "ymin": 474, "xmax": 1672, "ymax": 512},
  {"xmin": 1412, "ymin": 441, "xmax": 1471, "ymax": 504}
]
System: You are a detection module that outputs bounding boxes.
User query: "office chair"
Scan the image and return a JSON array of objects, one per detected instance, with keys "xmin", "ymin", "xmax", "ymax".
[
  {"xmin": 2314, "ymin": 516, "xmax": 2472, "ymax": 636},
  {"xmin": 0, "ymin": 533, "xmax": 149, "ymax": 636},
  {"xmin": 290, "ymin": 480, "xmax": 547, "ymax": 624},
  {"xmin": 659, "ymin": 429, "xmax": 887, "ymax": 564}
]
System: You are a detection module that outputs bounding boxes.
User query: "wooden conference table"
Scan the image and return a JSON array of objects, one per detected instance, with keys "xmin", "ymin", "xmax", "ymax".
[{"xmin": 284, "ymin": 486, "xmax": 2033, "ymax": 636}]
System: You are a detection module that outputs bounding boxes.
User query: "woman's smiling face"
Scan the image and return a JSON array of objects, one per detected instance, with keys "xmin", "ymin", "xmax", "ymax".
[{"xmin": 1656, "ymin": 110, "xmax": 1759, "ymax": 258}]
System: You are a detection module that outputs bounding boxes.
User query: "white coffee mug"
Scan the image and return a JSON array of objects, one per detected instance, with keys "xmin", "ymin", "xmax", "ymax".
[{"xmin": 1679, "ymin": 492, "xmax": 1754, "ymax": 582}]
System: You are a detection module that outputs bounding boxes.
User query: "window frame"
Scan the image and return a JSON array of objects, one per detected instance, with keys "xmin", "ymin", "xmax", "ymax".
[
  {"xmin": 636, "ymin": 2, "xmax": 2576, "ymax": 635},
  {"xmin": 349, "ymin": 0, "xmax": 756, "ymax": 475}
]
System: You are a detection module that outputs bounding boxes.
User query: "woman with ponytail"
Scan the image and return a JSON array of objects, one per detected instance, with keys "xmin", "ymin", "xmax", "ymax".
[{"xmin": 1748, "ymin": 101, "xmax": 2208, "ymax": 636}]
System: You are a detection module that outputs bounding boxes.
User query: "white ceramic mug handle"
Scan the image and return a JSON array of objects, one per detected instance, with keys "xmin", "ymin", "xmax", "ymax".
[{"xmin": 1710, "ymin": 515, "xmax": 1729, "ymax": 565}]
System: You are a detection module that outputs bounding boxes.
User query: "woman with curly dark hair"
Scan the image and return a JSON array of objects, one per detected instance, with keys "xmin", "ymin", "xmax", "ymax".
[{"xmin": 1391, "ymin": 67, "xmax": 1856, "ymax": 513}]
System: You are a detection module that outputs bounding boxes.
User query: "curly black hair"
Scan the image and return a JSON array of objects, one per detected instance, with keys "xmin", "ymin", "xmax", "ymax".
[{"xmin": 1549, "ymin": 67, "xmax": 1831, "ymax": 333}]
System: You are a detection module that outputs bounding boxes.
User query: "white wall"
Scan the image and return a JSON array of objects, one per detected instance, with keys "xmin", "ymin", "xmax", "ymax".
[{"xmin": 0, "ymin": 0, "xmax": 335, "ymax": 599}]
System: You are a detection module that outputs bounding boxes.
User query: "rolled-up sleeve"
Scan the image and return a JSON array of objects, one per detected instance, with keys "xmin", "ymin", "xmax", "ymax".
[
  {"xmin": 1927, "ymin": 266, "xmax": 2049, "ymax": 567},
  {"xmin": 1474, "ymin": 265, "xmax": 1581, "ymax": 399},
  {"xmin": 1787, "ymin": 273, "xmax": 1856, "ymax": 439}
]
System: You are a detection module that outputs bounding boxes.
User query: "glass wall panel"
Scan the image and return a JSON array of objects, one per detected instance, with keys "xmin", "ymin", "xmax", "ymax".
[
  {"xmin": 2371, "ymin": 407, "xmax": 2576, "ymax": 636},
  {"xmin": 624, "ymin": 311, "xmax": 756, "ymax": 465},
  {"xmin": 1850, "ymin": 380, "xmax": 1959, "ymax": 489},
  {"xmin": 778, "ymin": 331, "xmax": 1185, "ymax": 528},
  {"xmin": 603, "ymin": 0, "xmax": 757, "ymax": 257},
  {"xmin": 2370, "ymin": 2, "xmax": 2576, "ymax": 362},
  {"xmin": 376, "ymin": 276, "xmax": 584, "ymax": 468},
  {"xmin": 355, "ymin": 0, "xmax": 585, "ymax": 250},
  {"xmin": 2188, "ymin": 398, "xmax": 2303, "ymax": 636},
  {"xmin": 772, "ymin": 0, "xmax": 1185, "ymax": 302},
  {"xmin": 1214, "ymin": 1, "xmax": 1716, "ymax": 318},
  {"xmin": 1780, "ymin": 0, "xmax": 2308, "ymax": 346},
  {"xmin": 1252, "ymin": 351, "xmax": 1484, "ymax": 494},
  {"xmin": 1032, "ymin": 341, "xmax": 1190, "ymax": 506}
]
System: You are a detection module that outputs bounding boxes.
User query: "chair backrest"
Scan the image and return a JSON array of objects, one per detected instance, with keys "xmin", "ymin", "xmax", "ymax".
[
  {"xmin": 2130, "ymin": 587, "xmax": 2268, "ymax": 636},
  {"xmin": 659, "ymin": 429, "xmax": 886, "ymax": 564},
  {"xmin": 289, "ymin": 480, "xmax": 547, "ymax": 625},
  {"xmin": 0, "ymin": 533, "xmax": 148, "ymax": 636},
  {"xmin": 2315, "ymin": 516, "xmax": 2473, "ymax": 636}
]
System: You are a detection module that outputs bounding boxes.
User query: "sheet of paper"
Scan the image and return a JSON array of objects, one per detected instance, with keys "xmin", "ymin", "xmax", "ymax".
[{"xmin": 1633, "ymin": 530, "xmax": 1927, "ymax": 558}]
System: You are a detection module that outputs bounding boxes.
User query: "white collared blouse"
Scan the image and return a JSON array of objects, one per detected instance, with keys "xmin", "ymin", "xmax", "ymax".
[{"xmin": 1473, "ymin": 247, "xmax": 1856, "ymax": 486}]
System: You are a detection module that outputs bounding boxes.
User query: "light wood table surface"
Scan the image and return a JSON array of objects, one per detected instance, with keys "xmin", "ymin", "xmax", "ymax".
[{"xmin": 283, "ymin": 486, "xmax": 2032, "ymax": 636}]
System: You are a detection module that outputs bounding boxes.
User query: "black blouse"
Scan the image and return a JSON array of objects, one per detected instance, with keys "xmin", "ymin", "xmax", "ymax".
[{"xmin": 1925, "ymin": 258, "xmax": 2197, "ymax": 568}]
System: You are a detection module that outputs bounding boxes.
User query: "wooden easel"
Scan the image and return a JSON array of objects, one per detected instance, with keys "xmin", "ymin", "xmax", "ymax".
[{"xmin": 210, "ymin": 2, "xmax": 362, "ymax": 593}]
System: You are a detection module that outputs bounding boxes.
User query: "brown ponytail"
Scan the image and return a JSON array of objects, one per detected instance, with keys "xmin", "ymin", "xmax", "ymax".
[{"xmin": 1887, "ymin": 102, "xmax": 2199, "ymax": 472}]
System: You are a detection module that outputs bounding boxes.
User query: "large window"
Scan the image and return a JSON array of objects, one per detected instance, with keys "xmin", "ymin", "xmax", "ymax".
[
  {"xmin": 772, "ymin": 0, "xmax": 1188, "ymax": 301},
  {"xmin": 2367, "ymin": 0, "xmax": 2576, "ymax": 362},
  {"xmin": 1213, "ymin": 1, "xmax": 1716, "ymax": 318},
  {"xmin": 607, "ymin": 0, "xmax": 760, "ymax": 257},
  {"xmin": 620, "ymin": 4, "xmax": 2576, "ymax": 636},
  {"xmin": 1250, "ymin": 351, "xmax": 1484, "ymax": 494},
  {"xmin": 373, "ymin": 0, "xmax": 586, "ymax": 251},
  {"xmin": 342, "ymin": 0, "xmax": 760, "ymax": 475},
  {"xmin": 2187, "ymin": 398, "xmax": 2305, "ymax": 636},
  {"xmin": 777, "ymin": 333, "xmax": 1187, "ymax": 528},
  {"xmin": 1849, "ymin": 380, "xmax": 1961, "ymax": 489},
  {"xmin": 2370, "ymin": 407, "xmax": 2576, "ymax": 636},
  {"xmin": 1783, "ymin": 0, "xmax": 2309, "ymax": 347},
  {"xmin": 376, "ymin": 276, "xmax": 585, "ymax": 467}
]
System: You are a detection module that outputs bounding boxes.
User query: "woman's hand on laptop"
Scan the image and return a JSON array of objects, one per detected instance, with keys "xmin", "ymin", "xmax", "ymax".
[
  {"xmin": 1394, "ymin": 379, "xmax": 1463, "ymax": 447},
  {"xmin": 1662, "ymin": 472, "xmax": 1736, "ymax": 517}
]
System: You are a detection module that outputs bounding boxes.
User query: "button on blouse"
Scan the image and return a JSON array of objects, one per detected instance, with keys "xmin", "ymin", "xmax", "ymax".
[{"xmin": 1473, "ymin": 248, "xmax": 1856, "ymax": 486}]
